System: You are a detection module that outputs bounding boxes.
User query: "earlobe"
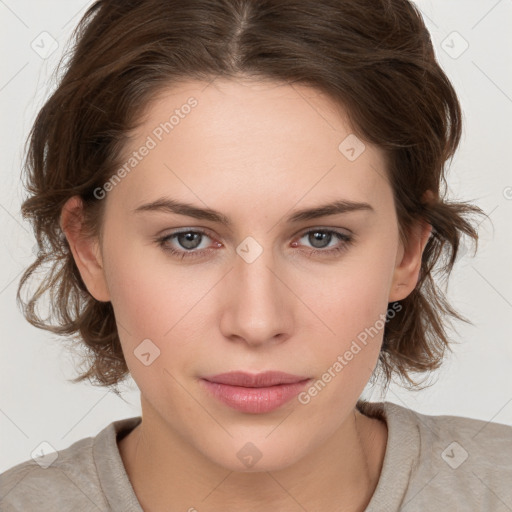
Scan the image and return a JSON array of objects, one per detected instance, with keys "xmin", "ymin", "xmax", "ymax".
[
  {"xmin": 388, "ymin": 220, "xmax": 432, "ymax": 303},
  {"xmin": 60, "ymin": 196, "xmax": 111, "ymax": 302}
]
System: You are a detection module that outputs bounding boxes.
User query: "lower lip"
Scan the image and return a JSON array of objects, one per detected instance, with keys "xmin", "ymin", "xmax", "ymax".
[{"xmin": 200, "ymin": 378, "xmax": 311, "ymax": 414}]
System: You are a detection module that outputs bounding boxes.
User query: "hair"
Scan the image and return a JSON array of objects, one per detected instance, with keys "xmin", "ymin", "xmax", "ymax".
[{"xmin": 17, "ymin": 0, "xmax": 486, "ymax": 395}]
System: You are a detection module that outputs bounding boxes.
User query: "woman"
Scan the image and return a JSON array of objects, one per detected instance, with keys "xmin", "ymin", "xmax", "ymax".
[{"xmin": 1, "ymin": 1, "xmax": 510, "ymax": 511}]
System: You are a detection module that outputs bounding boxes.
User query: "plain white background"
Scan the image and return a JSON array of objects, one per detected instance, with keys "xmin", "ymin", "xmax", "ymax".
[{"xmin": 1, "ymin": 0, "xmax": 511, "ymax": 473}]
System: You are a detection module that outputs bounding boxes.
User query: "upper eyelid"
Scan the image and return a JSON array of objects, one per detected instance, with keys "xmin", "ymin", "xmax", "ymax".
[{"xmin": 161, "ymin": 226, "xmax": 351, "ymax": 236}]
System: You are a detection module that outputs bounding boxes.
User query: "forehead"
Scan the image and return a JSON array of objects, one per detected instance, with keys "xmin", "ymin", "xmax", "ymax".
[{"xmin": 109, "ymin": 78, "xmax": 390, "ymax": 215}]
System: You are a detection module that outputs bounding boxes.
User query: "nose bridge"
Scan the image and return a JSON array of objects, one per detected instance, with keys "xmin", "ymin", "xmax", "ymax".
[{"xmin": 235, "ymin": 235, "xmax": 281, "ymax": 309}]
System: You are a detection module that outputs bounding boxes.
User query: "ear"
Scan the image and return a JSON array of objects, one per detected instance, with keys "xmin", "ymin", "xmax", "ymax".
[
  {"xmin": 60, "ymin": 196, "xmax": 111, "ymax": 302},
  {"xmin": 388, "ymin": 218, "xmax": 432, "ymax": 302}
]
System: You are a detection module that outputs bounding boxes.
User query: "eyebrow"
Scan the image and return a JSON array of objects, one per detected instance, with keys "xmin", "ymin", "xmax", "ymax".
[{"xmin": 132, "ymin": 197, "xmax": 375, "ymax": 225}]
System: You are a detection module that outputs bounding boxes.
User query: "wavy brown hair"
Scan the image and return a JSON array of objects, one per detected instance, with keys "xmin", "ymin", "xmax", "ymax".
[{"xmin": 17, "ymin": 0, "xmax": 486, "ymax": 394}]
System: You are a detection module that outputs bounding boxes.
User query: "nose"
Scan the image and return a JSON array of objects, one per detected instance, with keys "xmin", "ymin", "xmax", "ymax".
[{"xmin": 218, "ymin": 241, "xmax": 293, "ymax": 347}]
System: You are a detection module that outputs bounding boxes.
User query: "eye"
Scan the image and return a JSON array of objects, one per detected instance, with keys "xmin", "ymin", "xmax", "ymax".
[
  {"xmin": 154, "ymin": 227, "xmax": 354, "ymax": 261},
  {"xmin": 292, "ymin": 228, "xmax": 353, "ymax": 257},
  {"xmin": 155, "ymin": 229, "xmax": 221, "ymax": 260}
]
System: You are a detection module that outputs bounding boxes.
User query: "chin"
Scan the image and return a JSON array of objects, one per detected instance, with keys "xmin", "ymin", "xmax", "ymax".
[{"xmin": 196, "ymin": 433, "xmax": 310, "ymax": 473}]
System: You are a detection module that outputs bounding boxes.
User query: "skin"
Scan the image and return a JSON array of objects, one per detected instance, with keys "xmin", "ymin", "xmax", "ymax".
[{"xmin": 61, "ymin": 77, "xmax": 432, "ymax": 511}]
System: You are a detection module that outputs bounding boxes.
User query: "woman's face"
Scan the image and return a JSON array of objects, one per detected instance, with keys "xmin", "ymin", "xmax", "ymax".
[{"xmin": 68, "ymin": 78, "xmax": 427, "ymax": 471}]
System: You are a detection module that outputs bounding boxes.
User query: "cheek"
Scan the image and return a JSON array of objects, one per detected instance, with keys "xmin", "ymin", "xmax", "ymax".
[
  {"xmin": 295, "ymin": 283, "xmax": 390, "ymax": 417},
  {"xmin": 103, "ymin": 255, "xmax": 194, "ymax": 403},
  {"xmin": 315, "ymin": 238, "xmax": 396, "ymax": 337},
  {"xmin": 102, "ymin": 228, "xmax": 206, "ymax": 335},
  {"xmin": 302, "ymin": 235, "xmax": 397, "ymax": 385},
  {"xmin": 104, "ymin": 252, "xmax": 167, "ymax": 337},
  {"xmin": 102, "ymin": 237, "xmax": 220, "ymax": 386}
]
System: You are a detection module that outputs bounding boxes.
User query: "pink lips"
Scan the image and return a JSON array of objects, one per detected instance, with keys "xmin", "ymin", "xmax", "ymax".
[{"xmin": 200, "ymin": 371, "xmax": 312, "ymax": 414}]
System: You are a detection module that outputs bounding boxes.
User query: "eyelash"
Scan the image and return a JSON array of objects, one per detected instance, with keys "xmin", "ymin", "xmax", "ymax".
[{"xmin": 154, "ymin": 228, "xmax": 354, "ymax": 260}]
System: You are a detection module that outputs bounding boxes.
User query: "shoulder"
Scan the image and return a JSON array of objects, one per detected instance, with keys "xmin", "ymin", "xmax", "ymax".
[
  {"xmin": 386, "ymin": 402, "xmax": 512, "ymax": 511},
  {"xmin": 0, "ymin": 430, "xmax": 108, "ymax": 511},
  {"xmin": 410, "ymin": 405, "xmax": 512, "ymax": 474}
]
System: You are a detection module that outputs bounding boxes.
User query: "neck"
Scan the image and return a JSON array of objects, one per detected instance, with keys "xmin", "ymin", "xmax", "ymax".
[{"xmin": 118, "ymin": 400, "xmax": 387, "ymax": 512}]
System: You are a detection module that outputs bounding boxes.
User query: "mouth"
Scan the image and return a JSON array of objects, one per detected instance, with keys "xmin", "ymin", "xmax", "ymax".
[{"xmin": 200, "ymin": 371, "xmax": 312, "ymax": 414}]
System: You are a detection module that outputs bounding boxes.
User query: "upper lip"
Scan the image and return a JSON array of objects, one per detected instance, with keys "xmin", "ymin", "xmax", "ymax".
[{"xmin": 202, "ymin": 371, "xmax": 311, "ymax": 388}]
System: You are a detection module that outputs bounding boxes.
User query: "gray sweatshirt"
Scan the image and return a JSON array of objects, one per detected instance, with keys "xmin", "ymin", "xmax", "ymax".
[{"xmin": 1, "ymin": 400, "xmax": 511, "ymax": 511}]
